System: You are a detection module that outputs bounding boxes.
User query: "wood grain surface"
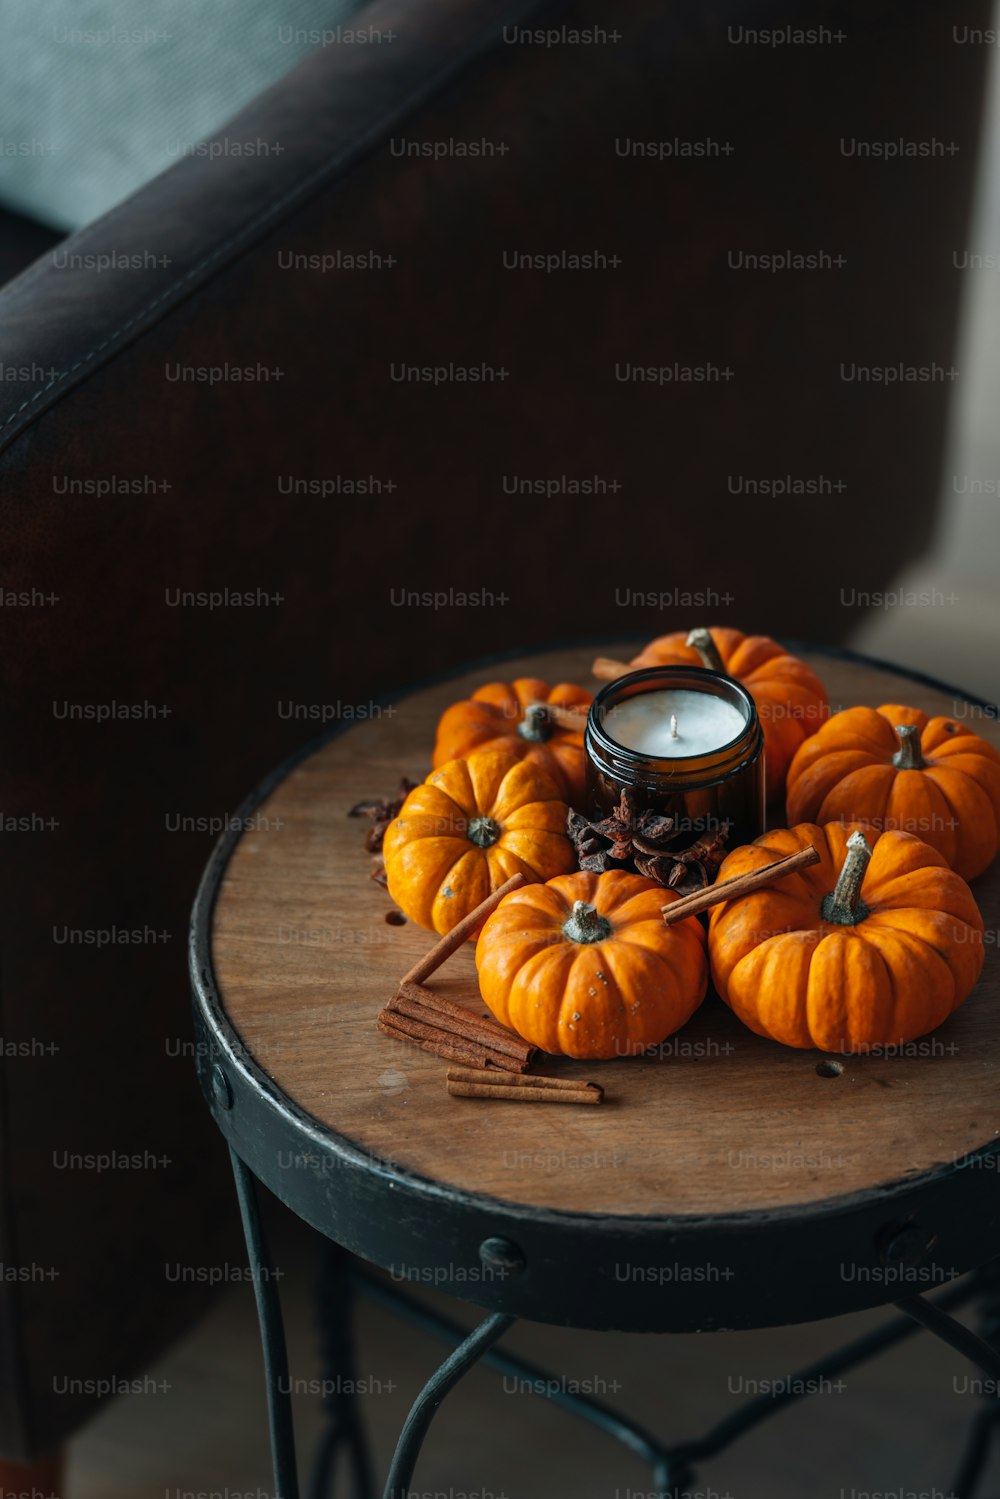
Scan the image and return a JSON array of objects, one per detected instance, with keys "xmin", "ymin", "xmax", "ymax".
[{"xmin": 211, "ymin": 647, "xmax": 1000, "ymax": 1219}]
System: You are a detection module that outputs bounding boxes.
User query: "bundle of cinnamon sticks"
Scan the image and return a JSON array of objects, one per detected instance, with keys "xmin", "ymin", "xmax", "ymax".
[{"xmin": 378, "ymin": 980, "xmax": 536, "ymax": 1072}]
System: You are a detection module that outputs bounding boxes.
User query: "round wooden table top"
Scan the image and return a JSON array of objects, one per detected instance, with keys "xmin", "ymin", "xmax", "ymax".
[{"xmin": 209, "ymin": 644, "xmax": 1000, "ymax": 1224}]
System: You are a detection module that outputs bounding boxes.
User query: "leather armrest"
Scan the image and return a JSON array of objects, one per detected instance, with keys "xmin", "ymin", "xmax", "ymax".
[{"xmin": 0, "ymin": 0, "xmax": 542, "ymax": 450}]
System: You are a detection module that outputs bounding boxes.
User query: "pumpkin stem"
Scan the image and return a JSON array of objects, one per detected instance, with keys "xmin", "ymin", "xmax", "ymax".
[
  {"xmin": 821, "ymin": 831, "xmax": 873, "ymax": 926},
  {"xmin": 686, "ymin": 628, "xmax": 725, "ymax": 674},
  {"xmin": 562, "ymin": 899, "xmax": 613, "ymax": 945},
  {"xmin": 518, "ymin": 701, "xmax": 553, "ymax": 743},
  {"xmin": 892, "ymin": 724, "xmax": 925, "ymax": 770},
  {"xmin": 466, "ymin": 815, "xmax": 502, "ymax": 848}
]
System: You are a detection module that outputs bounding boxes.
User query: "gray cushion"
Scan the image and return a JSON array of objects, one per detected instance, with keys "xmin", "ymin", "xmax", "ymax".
[{"xmin": 0, "ymin": 0, "xmax": 370, "ymax": 231}]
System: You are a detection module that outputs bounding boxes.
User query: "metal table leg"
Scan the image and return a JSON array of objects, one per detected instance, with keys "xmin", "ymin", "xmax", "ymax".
[
  {"xmin": 230, "ymin": 1146, "xmax": 510, "ymax": 1499},
  {"xmin": 231, "ymin": 1147, "xmax": 301, "ymax": 1499},
  {"xmin": 311, "ymin": 1240, "xmax": 376, "ymax": 1499},
  {"xmin": 951, "ymin": 1265, "xmax": 1000, "ymax": 1498},
  {"xmin": 896, "ymin": 1294, "xmax": 1000, "ymax": 1380},
  {"xmin": 898, "ymin": 1287, "xmax": 1000, "ymax": 1499},
  {"xmin": 382, "ymin": 1311, "xmax": 515, "ymax": 1499}
]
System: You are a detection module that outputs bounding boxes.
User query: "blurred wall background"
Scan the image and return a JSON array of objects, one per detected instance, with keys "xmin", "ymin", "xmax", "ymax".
[{"xmin": 851, "ymin": 22, "xmax": 1000, "ymax": 701}]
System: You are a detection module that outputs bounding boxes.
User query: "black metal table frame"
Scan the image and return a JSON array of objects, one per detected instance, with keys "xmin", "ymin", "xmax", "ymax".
[{"xmin": 189, "ymin": 643, "xmax": 1000, "ymax": 1499}]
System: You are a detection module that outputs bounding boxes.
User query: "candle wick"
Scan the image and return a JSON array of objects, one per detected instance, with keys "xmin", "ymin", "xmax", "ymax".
[{"xmin": 671, "ymin": 714, "xmax": 678, "ymax": 739}]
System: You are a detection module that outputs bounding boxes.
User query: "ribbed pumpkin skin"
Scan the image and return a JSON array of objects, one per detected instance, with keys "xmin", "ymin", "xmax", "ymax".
[
  {"xmin": 476, "ymin": 870, "xmax": 708, "ymax": 1059},
  {"xmin": 629, "ymin": 627, "xmax": 829, "ymax": 801},
  {"xmin": 383, "ymin": 749, "xmax": 575, "ymax": 935},
  {"xmin": 708, "ymin": 822, "xmax": 984, "ymax": 1053},
  {"xmin": 432, "ymin": 678, "xmax": 592, "ymax": 808},
  {"xmin": 785, "ymin": 704, "xmax": 1000, "ymax": 880}
]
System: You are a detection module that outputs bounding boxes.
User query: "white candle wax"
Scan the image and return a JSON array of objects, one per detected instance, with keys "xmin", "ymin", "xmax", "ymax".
[{"xmin": 602, "ymin": 688, "xmax": 747, "ymax": 758}]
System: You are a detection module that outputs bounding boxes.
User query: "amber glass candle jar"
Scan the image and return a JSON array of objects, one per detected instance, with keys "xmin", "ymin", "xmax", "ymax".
[{"xmin": 585, "ymin": 666, "xmax": 765, "ymax": 848}]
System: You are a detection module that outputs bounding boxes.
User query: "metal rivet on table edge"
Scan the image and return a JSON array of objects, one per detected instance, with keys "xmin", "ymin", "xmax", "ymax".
[
  {"xmin": 879, "ymin": 1222, "xmax": 935, "ymax": 1268},
  {"xmin": 211, "ymin": 1063, "xmax": 233, "ymax": 1111},
  {"xmin": 479, "ymin": 1236, "xmax": 526, "ymax": 1276}
]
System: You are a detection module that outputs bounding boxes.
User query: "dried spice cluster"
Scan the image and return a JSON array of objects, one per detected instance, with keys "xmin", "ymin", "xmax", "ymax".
[
  {"xmin": 348, "ymin": 776, "xmax": 420, "ymax": 886},
  {"xmin": 567, "ymin": 788, "xmax": 730, "ymax": 894}
]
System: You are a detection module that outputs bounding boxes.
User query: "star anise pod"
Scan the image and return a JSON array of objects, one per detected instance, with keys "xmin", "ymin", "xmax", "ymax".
[
  {"xmin": 348, "ymin": 776, "xmax": 419, "ymax": 853},
  {"xmin": 567, "ymin": 790, "xmax": 679, "ymax": 873},
  {"xmin": 577, "ymin": 808, "xmax": 731, "ymax": 895},
  {"xmin": 588, "ymin": 787, "xmax": 641, "ymax": 861},
  {"xmin": 631, "ymin": 813, "xmax": 681, "ymax": 856},
  {"xmin": 653, "ymin": 823, "xmax": 732, "ymax": 894},
  {"xmin": 566, "ymin": 810, "xmax": 613, "ymax": 872},
  {"xmin": 632, "ymin": 850, "xmax": 679, "ymax": 884}
]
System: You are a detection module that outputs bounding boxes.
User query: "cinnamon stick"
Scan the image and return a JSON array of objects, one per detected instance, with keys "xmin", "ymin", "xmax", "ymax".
[
  {"xmin": 392, "ymin": 981, "xmax": 533, "ymax": 1064},
  {"xmin": 377, "ymin": 1015, "xmax": 526, "ymax": 1071},
  {"xmin": 401, "ymin": 872, "xmax": 526, "ymax": 985},
  {"xmin": 661, "ymin": 844, "xmax": 821, "ymax": 924},
  {"xmin": 537, "ymin": 701, "xmax": 590, "ymax": 733},
  {"xmin": 447, "ymin": 1079, "xmax": 603, "ymax": 1105},
  {"xmin": 592, "ymin": 656, "xmax": 634, "ymax": 681},
  {"xmin": 378, "ymin": 1015, "xmax": 491, "ymax": 1068},
  {"xmin": 447, "ymin": 1065, "xmax": 603, "ymax": 1096}
]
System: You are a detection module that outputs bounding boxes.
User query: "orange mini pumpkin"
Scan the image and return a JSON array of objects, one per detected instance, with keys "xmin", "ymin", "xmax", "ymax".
[
  {"xmin": 597, "ymin": 628, "xmax": 828, "ymax": 802},
  {"xmin": 432, "ymin": 678, "xmax": 592, "ymax": 808},
  {"xmin": 382, "ymin": 748, "xmax": 575, "ymax": 935},
  {"xmin": 786, "ymin": 704, "xmax": 1000, "ymax": 881},
  {"xmin": 475, "ymin": 869, "xmax": 708, "ymax": 1059},
  {"xmin": 709, "ymin": 822, "xmax": 984, "ymax": 1052}
]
